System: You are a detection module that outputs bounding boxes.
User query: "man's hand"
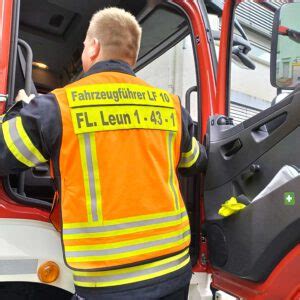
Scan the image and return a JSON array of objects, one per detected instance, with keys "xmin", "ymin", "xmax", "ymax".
[{"xmin": 15, "ymin": 89, "xmax": 35, "ymax": 104}]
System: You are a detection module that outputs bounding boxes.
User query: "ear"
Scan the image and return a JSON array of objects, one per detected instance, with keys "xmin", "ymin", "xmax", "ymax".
[{"xmin": 89, "ymin": 38, "xmax": 101, "ymax": 60}]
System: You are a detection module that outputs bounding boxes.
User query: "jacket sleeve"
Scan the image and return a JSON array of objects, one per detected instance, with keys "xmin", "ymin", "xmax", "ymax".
[
  {"xmin": 0, "ymin": 94, "xmax": 61, "ymax": 176},
  {"xmin": 178, "ymin": 106, "xmax": 207, "ymax": 176}
]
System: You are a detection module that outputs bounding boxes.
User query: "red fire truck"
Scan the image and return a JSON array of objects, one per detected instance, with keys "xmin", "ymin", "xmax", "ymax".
[{"xmin": 0, "ymin": 0, "xmax": 299, "ymax": 299}]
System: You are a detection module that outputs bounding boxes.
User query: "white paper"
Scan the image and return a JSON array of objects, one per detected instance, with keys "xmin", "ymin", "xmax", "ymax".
[{"xmin": 253, "ymin": 165, "xmax": 299, "ymax": 202}]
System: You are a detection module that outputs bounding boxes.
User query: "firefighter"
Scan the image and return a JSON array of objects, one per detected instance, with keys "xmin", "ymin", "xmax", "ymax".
[{"xmin": 0, "ymin": 8, "xmax": 207, "ymax": 300}]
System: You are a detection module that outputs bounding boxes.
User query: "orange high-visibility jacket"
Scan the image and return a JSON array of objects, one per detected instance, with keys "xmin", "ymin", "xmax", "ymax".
[{"xmin": 52, "ymin": 71, "xmax": 191, "ymax": 272}]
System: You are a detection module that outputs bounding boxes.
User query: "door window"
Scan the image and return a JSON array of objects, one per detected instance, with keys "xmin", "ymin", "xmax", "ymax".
[{"xmin": 229, "ymin": 2, "xmax": 287, "ymax": 124}]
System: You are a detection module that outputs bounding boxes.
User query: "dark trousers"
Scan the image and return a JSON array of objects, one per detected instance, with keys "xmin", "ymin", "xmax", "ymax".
[
  {"xmin": 159, "ymin": 284, "xmax": 189, "ymax": 300},
  {"xmin": 72, "ymin": 284, "xmax": 190, "ymax": 300}
]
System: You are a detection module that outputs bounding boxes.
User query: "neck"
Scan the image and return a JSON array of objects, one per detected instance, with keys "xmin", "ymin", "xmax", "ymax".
[{"xmin": 95, "ymin": 54, "xmax": 134, "ymax": 68}]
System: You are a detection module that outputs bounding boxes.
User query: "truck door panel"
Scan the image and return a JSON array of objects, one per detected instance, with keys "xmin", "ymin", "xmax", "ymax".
[{"xmin": 204, "ymin": 88, "xmax": 300, "ymax": 281}]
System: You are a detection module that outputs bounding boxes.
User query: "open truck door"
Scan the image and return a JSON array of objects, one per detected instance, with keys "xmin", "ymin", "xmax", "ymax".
[{"xmin": 206, "ymin": 1, "xmax": 300, "ymax": 299}]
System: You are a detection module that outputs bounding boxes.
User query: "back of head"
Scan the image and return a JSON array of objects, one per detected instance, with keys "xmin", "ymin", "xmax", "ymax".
[{"xmin": 87, "ymin": 7, "xmax": 142, "ymax": 66}]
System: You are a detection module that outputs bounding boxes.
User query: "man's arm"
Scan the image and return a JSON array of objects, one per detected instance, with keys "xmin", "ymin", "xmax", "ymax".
[
  {"xmin": 0, "ymin": 94, "xmax": 61, "ymax": 176},
  {"xmin": 178, "ymin": 106, "xmax": 207, "ymax": 176}
]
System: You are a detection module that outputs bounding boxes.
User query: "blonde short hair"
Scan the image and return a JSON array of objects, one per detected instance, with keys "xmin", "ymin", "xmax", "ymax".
[{"xmin": 87, "ymin": 7, "xmax": 142, "ymax": 64}]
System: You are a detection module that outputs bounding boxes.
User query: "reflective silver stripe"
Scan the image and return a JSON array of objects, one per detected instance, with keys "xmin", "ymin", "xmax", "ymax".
[
  {"xmin": 0, "ymin": 259, "xmax": 38, "ymax": 275},
  {"xmin": 73, "ymin": 252, "xmax": 189, "ymax": 283},
  {"xmin": 9, "ymin": 118, "xmax": 41, "ymax": 165},
  {"xmin": 63, "ymin": 210, "xmax": 187, "ymax": 235},
  {"xmin": 83, "ymin": 134, "xmax": 99, "ymax": 222},
  {"xmin": 167, "ymin": 132, "xmax": 179, "ymax": 210},
  {"xmin": 179, "ymin": 138, "xmax": 200, "ymax": 167},
  {"xmin": 66, "ymin": 229, "xmax": 190, "ymax": 258}
]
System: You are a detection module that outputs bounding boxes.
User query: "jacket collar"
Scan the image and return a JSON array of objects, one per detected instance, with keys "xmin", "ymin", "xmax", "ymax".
[{"xmin": 83, "ymin": 60, "xmax": 136, "ymax": 77}]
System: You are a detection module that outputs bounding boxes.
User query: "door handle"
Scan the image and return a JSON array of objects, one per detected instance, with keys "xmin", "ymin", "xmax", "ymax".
[
  {"xmin": 185, "ymin": 86, "xmax": 197, "ymax": 113},
  {"xmin": 241, "ymin": 164, "xmax": 261, "ymax": 181},
  {"xmin": 221, "ymin": 139, "xmax": 242, "ymax": 158}
]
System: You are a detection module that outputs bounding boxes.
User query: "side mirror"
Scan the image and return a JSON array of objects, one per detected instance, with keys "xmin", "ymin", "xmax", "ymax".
[{"xmin": 271, "ymin": 3, "xmax": 300, "ymax": 89}]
